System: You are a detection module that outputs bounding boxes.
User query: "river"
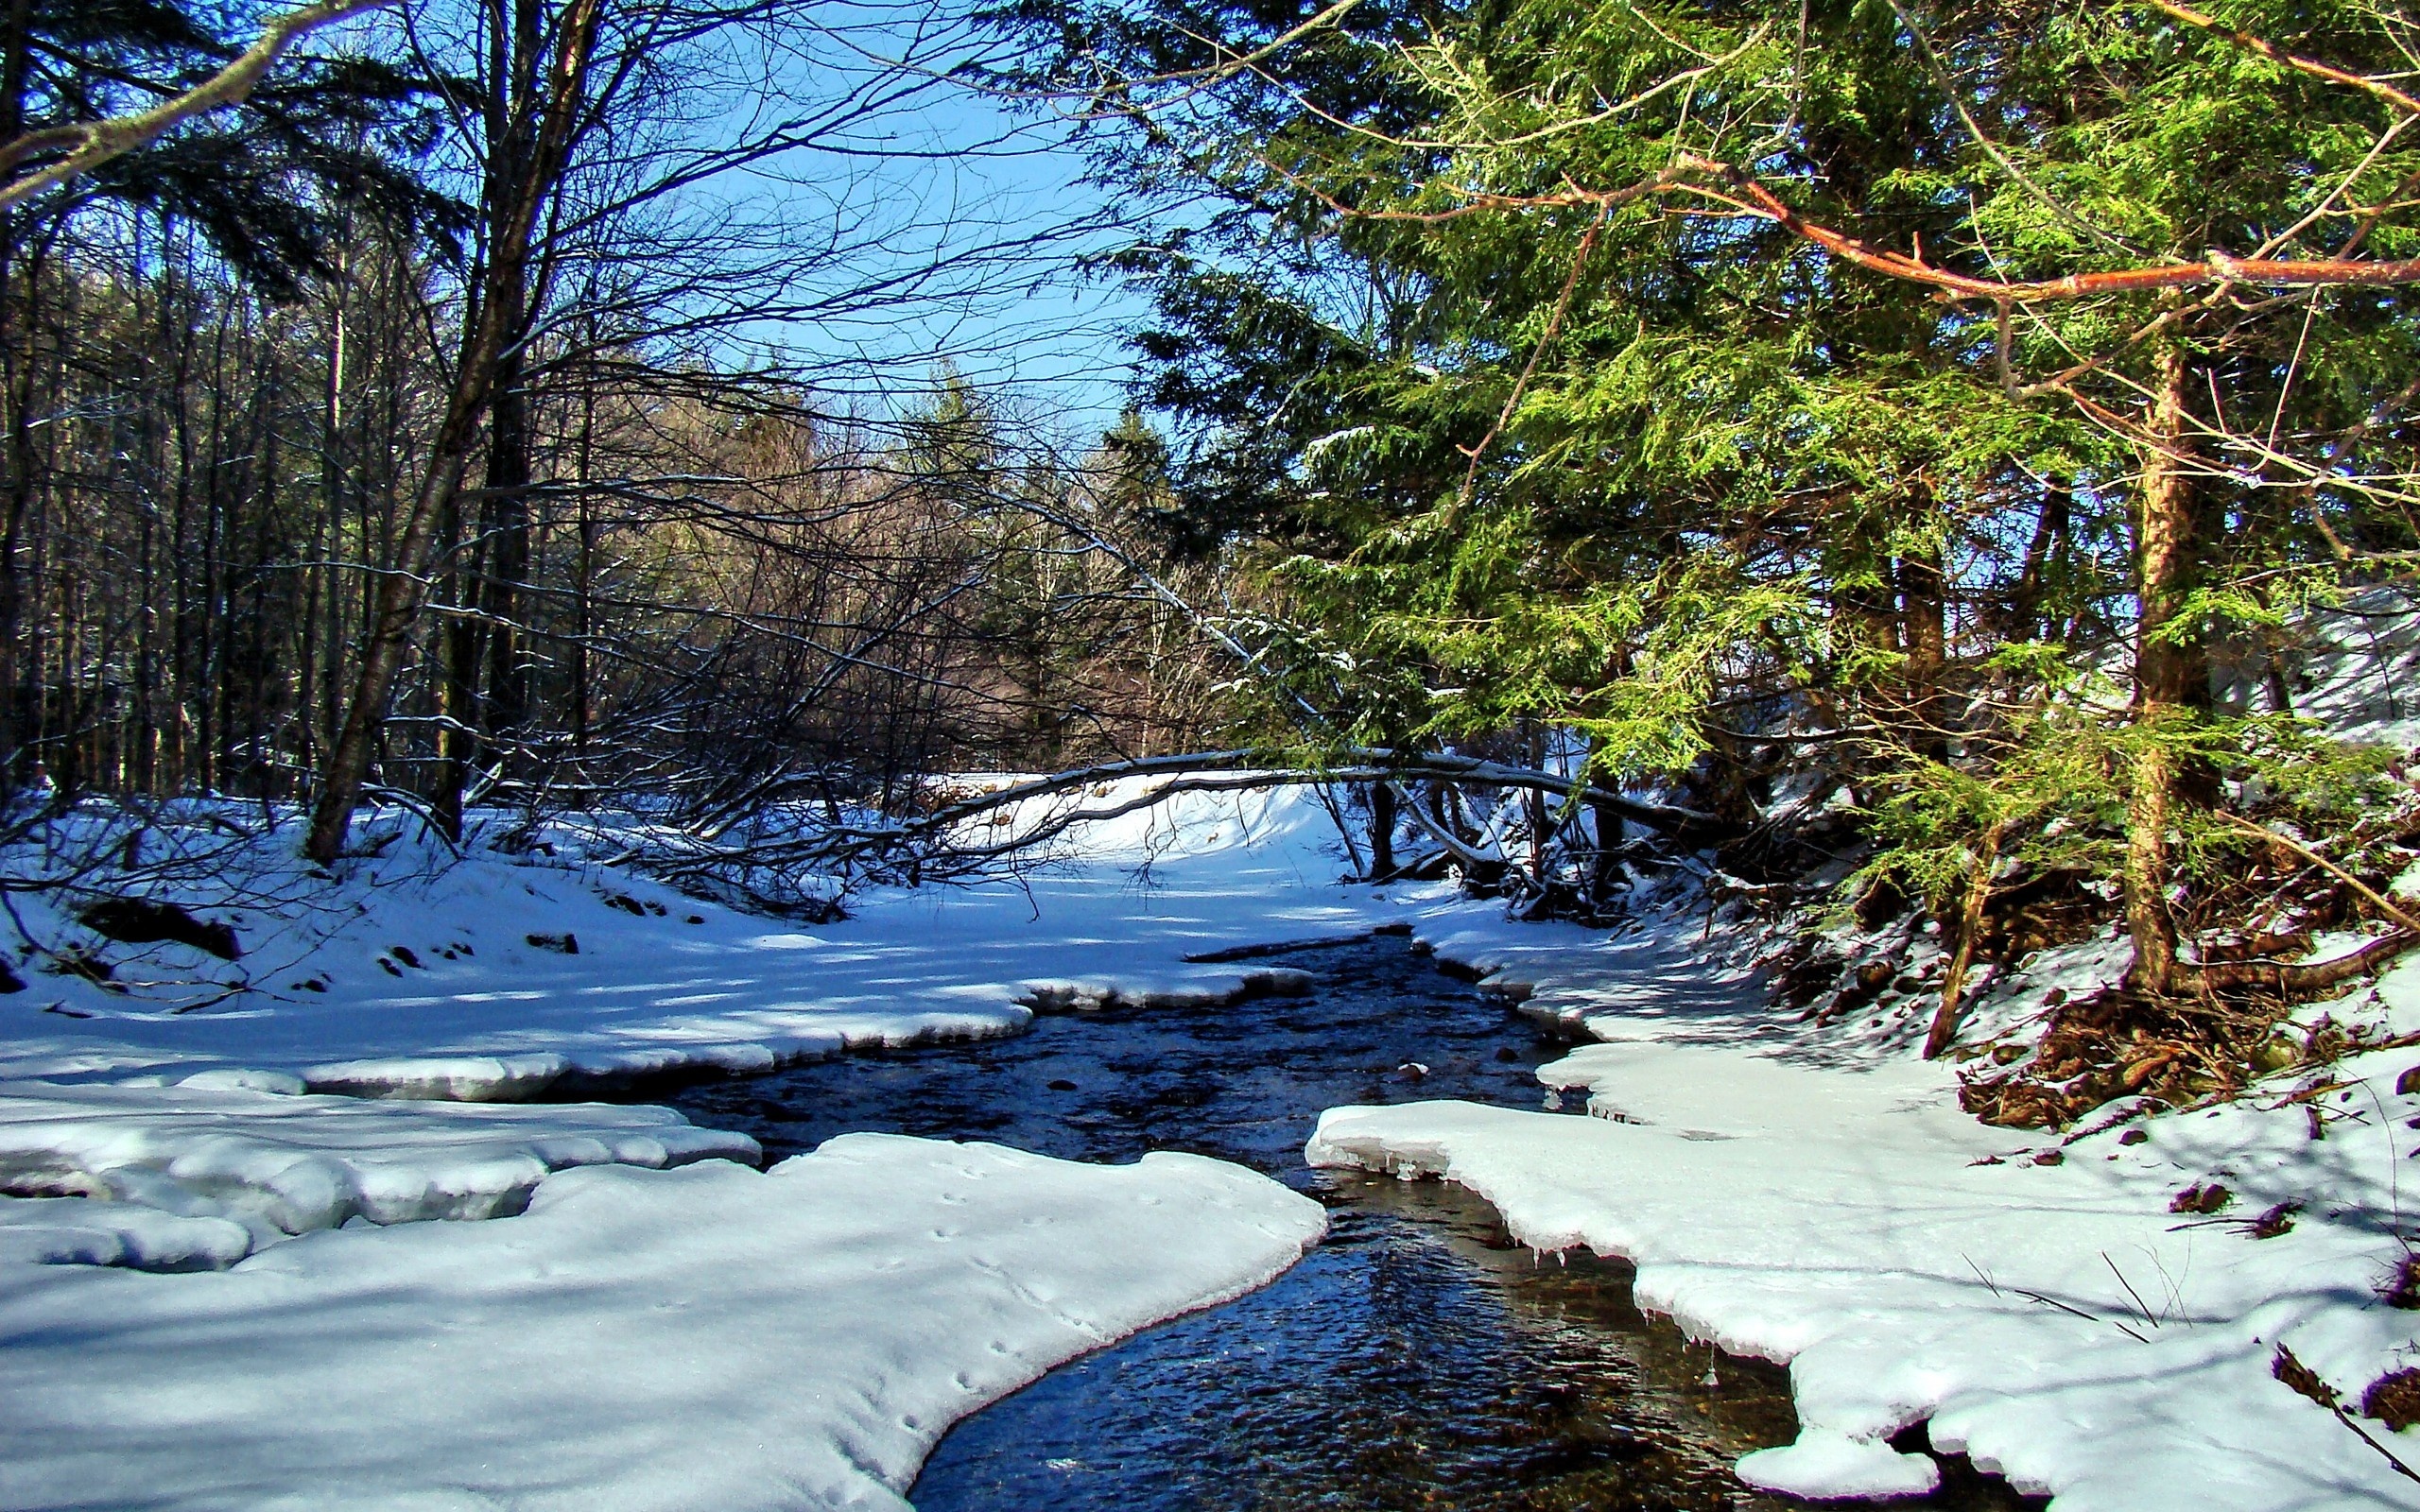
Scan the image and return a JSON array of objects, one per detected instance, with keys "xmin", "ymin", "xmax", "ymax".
[{"xmin": 665, "ymin": 937, "xmax": 2036, "ymax": 1511}]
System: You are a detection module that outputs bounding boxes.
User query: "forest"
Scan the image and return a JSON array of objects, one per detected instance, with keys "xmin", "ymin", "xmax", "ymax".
[
  {"xmin": 7, "ymin": 0, "xmax": 2420, "ymax": 1504},
  {"xmin": 18, "ymin": 0, "xmax": 2420, "ymax": 1093},
  {"xmin": 0, "ymin": 0, "xmax": 1232, "ymax": 847}
]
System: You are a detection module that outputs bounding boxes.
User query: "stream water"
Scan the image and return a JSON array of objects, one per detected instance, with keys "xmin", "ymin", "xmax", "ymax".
[{"xmin": 666, "ymin": 938, "xmax": 2037, "ymax": 1512}]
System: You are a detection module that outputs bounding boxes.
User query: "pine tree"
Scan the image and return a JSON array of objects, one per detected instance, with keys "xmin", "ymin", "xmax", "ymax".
[{"xmin": 1006, "ymin": 0, "xmax": 2420, "ymax": 997}]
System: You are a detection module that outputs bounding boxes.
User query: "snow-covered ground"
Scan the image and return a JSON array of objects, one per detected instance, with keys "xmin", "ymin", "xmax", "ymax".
[
  {"xmin": 0, "ymin": 783, "xmax": 1358, "ymax": 1509},
  {"xmin": 0, "ymin": 1077, "xmax": 758, "ymax": 1261},
  {"xmin": 2, "ymin": 785, "xmax": 1382, "ymax": 1094},
  {"xmin": 1312, "ymin": 1021, "xmax": 2420, "ymax": 1509},
  {"xmin": 0, "ymin": 1132, "xmax": 1324, "ymax": 1511},
  {"xmin": 1278, "ymin": 890, "xmax": 2420, "ymax": 1509},
  {"xmin": 4, "ymin": 775, "xmax": 2417, "ymax": 1508}
]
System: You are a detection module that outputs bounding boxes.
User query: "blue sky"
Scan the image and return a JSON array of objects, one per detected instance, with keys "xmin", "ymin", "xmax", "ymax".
[{"xmin": 688, "ymin": 2, "xmax": 1165, "ymax": 441}]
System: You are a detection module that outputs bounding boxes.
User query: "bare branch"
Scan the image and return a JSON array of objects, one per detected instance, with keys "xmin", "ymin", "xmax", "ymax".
[{"xmin": 2141, "ymin": 0, "xmax": 2420, "ymax": 122}]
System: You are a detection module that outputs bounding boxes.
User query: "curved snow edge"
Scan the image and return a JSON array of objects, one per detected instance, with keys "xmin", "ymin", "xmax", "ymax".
[
  {"xmin": 1305, "ymin": 1085, "xmax": 2420, "ymax": 1512},
  {"xmin": 0, "ymin": 1133, "xmax": 1329, "ymax": 1512}
]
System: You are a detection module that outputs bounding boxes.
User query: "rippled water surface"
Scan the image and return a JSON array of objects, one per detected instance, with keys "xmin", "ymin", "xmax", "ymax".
[{"xmin": 666, "ymin": 937, "xmax": 2033, "ymax": 1512}]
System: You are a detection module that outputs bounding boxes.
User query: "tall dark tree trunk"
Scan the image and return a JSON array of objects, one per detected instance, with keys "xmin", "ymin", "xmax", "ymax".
[
  {"xmin": 304, "ymin": 0, "xmax": 604, "ymax": 864},
  {"xmin": 480, "ymin": 346, "xmax": 531, "ymax": 747},
  {"xmin": 431, "ymin": 490, "xmax": 480, "ymax": 840},
  {"xmin": 1368, "ymin": 779, "xmax": 1395, "ymax": 880},
  {"xmin": 2009, "ymin": 478, "xmax": 2070, "ymax": 644},
  {"xmin": 569, "ymin": 377, "xmax": 596, "ymax": 782},
  {"xmin": 0, "ymin": 0, "xmax": 30, "ymax": 796}
]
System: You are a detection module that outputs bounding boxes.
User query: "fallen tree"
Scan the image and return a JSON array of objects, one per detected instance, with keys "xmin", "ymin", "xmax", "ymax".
[{"xmin": 577, "ymin": 747, "xmax": 1727, "ymax": 907}]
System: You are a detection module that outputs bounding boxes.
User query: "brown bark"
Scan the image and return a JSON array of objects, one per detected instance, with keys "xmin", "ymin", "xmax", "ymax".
[
  {"xmin": 1927, "ymin": 819, "xmax": 2005, "ymax": 1058},
  {"xmin": 2123, "ymin": 336, "xmax": 2207, "ymax": 995},
  {"xmin": 1374, "ymin": 155, "xmax": 2420, "ymax": 303}
]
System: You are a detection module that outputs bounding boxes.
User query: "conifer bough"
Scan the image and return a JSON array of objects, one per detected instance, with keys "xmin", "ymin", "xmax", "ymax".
[
  {"xmin": 0, "ymin": 0, "xmax": 390, "ymax": 213},
  {"xmin": 1390, "ymin": 154, "xmax": 2420, "ymax": 304}
]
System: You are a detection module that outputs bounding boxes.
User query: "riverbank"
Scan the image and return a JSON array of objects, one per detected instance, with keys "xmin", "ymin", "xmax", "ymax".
[{"xmin": 0, "ymin": 782, "xmax": 2413, "ymax": 1507}]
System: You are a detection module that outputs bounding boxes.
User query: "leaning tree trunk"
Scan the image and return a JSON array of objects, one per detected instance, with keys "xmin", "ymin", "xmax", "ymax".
[
  {"xmin": 305, "ymin": 349, "xmax": 501, "ymax": 863},
  {"xmin": 302, "ymin": 0, "xmax": 603, "ymax": 865}
]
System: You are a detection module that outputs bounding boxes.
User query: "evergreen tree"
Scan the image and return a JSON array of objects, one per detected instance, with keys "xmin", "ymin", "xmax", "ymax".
[{"xmin": 1006, "ymin": 0, "xmax": 2420, "ymax": 1001}]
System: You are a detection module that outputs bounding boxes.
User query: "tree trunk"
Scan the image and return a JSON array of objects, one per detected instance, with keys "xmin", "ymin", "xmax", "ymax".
[
  {"xmin": 430, "ymin": 488, "xmax": 478, "ymax": 841},
  {"xmin": 1522, "ymin": 722, "xmax": 1549, "ymax": 888},
  {"xmin": 305, "ymin": 351, "xmax": 497, "ymax": 862},
  {"xmin": 1927, "ymin": 819, "xmax": 2005, "ymax": 1058},
  {"xmin": 2124, "ymin": 335, "xmax": 2208, "ymax": 995},
  {"xmin": 1899, "ymin": 484, "xmax": 1949, "ymax": 763},
  {"xmin": 302, "ymin": 0, "xmax": 603, "ymax": 864},
  {"xmin": 0, "ymin": 0, "xmax": 30, "ymax": 795},
  {"xmin": 2009, "ymin": 478, "xmax": 2070, "ymax": 643}
]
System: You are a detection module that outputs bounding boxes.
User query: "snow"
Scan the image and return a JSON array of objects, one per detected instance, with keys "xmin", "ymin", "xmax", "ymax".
[
  {"xmin": 0, "ymin": 787, "xmax": 1348, "ymax": 1509},
  {"xmin": 0, "ymin": 1195, "xmax": 251, "ymax": 1270},
  {"xmin": 1308, "ymin": 913, "xmax": 2420, "ymax": 1509},
  {"xmin": 1737, "ymin": 1430, "xmax": 1942, "ymax": 1501},
  {"xmin": 2264, "ymin": 587, "xmax": 2420, "ymax": 752},
  {"xmin": 5, "ymin": 770, "xmax": 2419, "ymax": 1508},
  {"xmin": 0, "ymin": 1078, "xmax": 757, "ymax": 1257},
  {"xmin": 2, "ymin": 783, "xmax": 1385, "ymax": 1097},
  {"xmin": 0, "ymin": 1132, "xmax": 1325, "ymax": 1511}
]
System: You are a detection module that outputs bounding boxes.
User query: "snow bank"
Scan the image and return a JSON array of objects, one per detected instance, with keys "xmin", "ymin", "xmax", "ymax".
[
  {"xmin": 0, "ymin": 1194, "xmax": 251, "ymax": 1270},
  {"xmin": 2256, "ymin": 587, "xmax": 2420, "ymax": 752},
  {"xmin": 0, "ymin": 1132, "xmax": 1325, "ymax": 1512},
  {"xmin": 1313, "ymin": 852, "xmax": 2420, "ymax": 1509},
  {"xmin": 4, "ymin": 784, "xmax": 1387, "ymax": 1095},
  {"xmin": 1309, "ymin": 1020, "xmax": 2420, "ymax": 1510},
  {"xmin": 17, "ymin": 769, "xmax": 2417, "ymax": 1510},
  {"xmin": 0, "ymin": 1078, "xmax": 755, "ymax": 1260}
]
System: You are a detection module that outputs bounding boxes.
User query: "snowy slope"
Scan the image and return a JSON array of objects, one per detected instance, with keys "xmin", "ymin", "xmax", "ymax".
[
  {"xmin": 2259, "ymin": 587, "xmax": 2420, "ymax": 752},
  {"xmin": 3, "ymin": 784, "xmax": 1384, "ymax": 1094},
  {"xmin": 0, "ymin": 1132, "xmax": 1325, "ymax": 1512}
]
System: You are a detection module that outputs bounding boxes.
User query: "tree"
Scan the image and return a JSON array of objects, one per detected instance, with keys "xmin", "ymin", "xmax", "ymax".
[
  {"xmin": 0, "ymin": 0, "xmax": 436, "ymax": 801},
  {"xmin": 1005, "ymin": 0, "xmax": 2420, "ymax": 995},
  {"xmin": 0, "ymin": 0, "xmax": 388, "ymax": 214}
]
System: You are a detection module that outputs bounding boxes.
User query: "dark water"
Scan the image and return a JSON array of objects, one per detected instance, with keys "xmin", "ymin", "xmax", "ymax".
[{"xmin": 666, "ymin": 939, "xmax": 2033, "ymax": 1512}]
